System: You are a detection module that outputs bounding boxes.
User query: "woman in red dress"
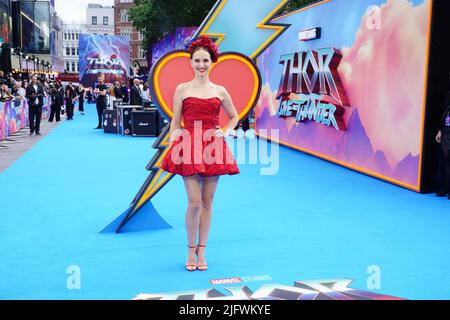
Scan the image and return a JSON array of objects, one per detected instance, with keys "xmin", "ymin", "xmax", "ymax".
[{"xmin": 161, "ymin": 37, "xmax": 240, "ymax": 271}]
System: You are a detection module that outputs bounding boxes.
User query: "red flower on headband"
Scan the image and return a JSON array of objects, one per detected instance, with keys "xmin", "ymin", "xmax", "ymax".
[{"xmin": 188, "ymin": 36, "xmax": 220, "ymax": 63}]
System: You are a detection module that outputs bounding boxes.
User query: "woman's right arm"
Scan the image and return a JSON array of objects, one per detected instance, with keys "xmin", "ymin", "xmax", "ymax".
[{"xmin": 168, "ymin": 84, "xmax": 184, "ymax": 147}]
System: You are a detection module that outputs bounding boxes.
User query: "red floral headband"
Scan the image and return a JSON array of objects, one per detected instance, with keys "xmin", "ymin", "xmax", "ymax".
[{"xmin": 188, "ymin": 36, "xmax": 220, "ymax": 63}]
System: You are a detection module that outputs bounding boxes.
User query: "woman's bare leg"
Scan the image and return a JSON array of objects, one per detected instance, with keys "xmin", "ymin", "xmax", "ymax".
[
  {"xmin": 197, "ymin": 176, "xmax": 220, "ymax": 268},
  {"xmin": 183, "ymin": 175, "xmax": 202, "ymax": 268}
]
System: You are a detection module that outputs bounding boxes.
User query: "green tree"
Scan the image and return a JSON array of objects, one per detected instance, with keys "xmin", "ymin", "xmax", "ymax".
[
  {"xmin": 130, "ymin": 0, "xmax": 316, "ymax": 51},
  {"xmin": 129, "ymin": 0, "xmax": 216, "ymax": 50},
  {"xmin": 282, "ymin": 0, "xmax": 316, "ymax": 14}
]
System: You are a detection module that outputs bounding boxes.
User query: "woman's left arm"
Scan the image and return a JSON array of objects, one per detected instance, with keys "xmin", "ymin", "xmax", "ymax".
[{"xmin": 217, "ymin": 87, "xmax": 239, "ymax": 137}]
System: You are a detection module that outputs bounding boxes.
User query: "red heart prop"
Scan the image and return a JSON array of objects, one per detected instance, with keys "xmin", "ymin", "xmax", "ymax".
[{"xmin": 149, "ymin": 50, "xmax": 261, "ymax": 128}]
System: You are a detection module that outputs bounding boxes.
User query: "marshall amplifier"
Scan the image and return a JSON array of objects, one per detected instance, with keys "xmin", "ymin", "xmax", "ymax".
[
  {"xmin": 103, "ymin": 109, "xmax": 119, "ymax": 134},
  {"xmin": 131, "ymin": 110, "xmax": 159, "ymax": 137},
  {"xmin": 118, "ymin": 106, "xmax": 142, "ymax": 135}
]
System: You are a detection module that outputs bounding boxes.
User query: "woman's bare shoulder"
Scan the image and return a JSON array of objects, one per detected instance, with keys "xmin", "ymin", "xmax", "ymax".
[
  {"xmin": 211, "ymin": 83, "xmax": 226, "ymax": 91},
  {"xmin": 176, "ymin": 82, "xmax": 192, "ymax": 90},
  {"xmin": 214, "ymin": 84, "xmax": 229, "ymax": 100},
  {"xmin": 174, "ymin": 82, "xmax": 191, "ymax": 97}
]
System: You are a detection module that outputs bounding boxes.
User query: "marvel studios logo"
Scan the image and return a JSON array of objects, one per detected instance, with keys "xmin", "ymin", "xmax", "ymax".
[{"xmin": 210, "ymin": 275, "xmax": 272, "ymax": 285}]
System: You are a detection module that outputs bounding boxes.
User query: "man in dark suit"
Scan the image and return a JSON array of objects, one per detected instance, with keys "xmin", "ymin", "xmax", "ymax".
[
  {"xmin": 121, "ymin": 81, "xmax": 129, "ymax": 103},
  {"xmin": 48, "ymin": 83, "xmax": 62, "ymax": 122},
  {"xmin": 65, "ymin": 82, "xmax": 75, "ymax": 120},
  {"xmin": 26, "ymin": 75, "xmax": 45, "ymax": 135},
  {"xmin": 113, "ymin": 81, "xmax": 123, "ymax": 100},
  {"xmin": 130, "ymin": 78, "xmax": 143, "ymax": 106}
]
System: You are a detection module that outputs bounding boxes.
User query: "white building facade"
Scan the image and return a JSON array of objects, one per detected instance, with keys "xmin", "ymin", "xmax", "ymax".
[
  {"xmin": 51, "ymin": 10, "xmax": 65, "ymax": 74},
  {"xmin": 62, "ymin": 23, "xmax": 82, "ymax": 75},
  {"xmin": 83, "ymin": 3, "xmax": 114, "ymax": 35}
]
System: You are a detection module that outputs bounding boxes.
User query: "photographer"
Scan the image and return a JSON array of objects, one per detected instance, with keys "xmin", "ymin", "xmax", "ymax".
[{"xmin": 25, "ymin": 75, "xmax": 45, "ymax": 136}]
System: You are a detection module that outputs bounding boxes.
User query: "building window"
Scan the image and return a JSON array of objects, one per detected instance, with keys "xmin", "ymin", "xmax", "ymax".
[
  {"xmin": 139, "ymin": 47, "xmax": 146, "ymax": 59},
  {"xmin": 72, "ymin": 62, "xmax": 76, "ymax": 72},
  {"xmin": 76, "ymin": 48, "xmax": 79, "ymax": 56},
  {"xmin": 65, "ymin": 62, "xmax": 70, "ymax": 72},
  {"xmin": 138, "ymin": 31, "xmax": 144, "ymax": 41},
  {"xmin": 121, "ymin": 27, "xmax": 132, "ymax": 38},
  {"xmin": 71, "ymin": 47, "xmax": 76, "ymax": 56},
  {"xmin": 92, "ymin": 16, "xmax": 97, "ymax": 25},
  {"xmin": 120, "ymin": 9, "xmax": 128, "ymax": 22},
  {"xmin": 76, "ymin": 33, "xmax": 79, "ymax": 40},
  {"xmin": 66, "ymin": 47, "xmax": 70, "ymax": 56},
  {"xmin": 64, "ymin": 32, "xmax": 67, "ymax": 40},
  {"xmin": 103, "ymin": 16, "xmax": 108, "ymax": 25}
]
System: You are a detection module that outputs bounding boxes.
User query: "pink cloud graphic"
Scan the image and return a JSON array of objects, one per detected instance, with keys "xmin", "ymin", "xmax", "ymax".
[{"xmin": 339, "ymin": 0, "xmax": 430, "ymax": 168}]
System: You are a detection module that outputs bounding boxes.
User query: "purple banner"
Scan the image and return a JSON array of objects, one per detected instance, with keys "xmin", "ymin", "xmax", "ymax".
[{"xmin": 0, "ymin": 97, "xmax": 51, "ymax": 141}]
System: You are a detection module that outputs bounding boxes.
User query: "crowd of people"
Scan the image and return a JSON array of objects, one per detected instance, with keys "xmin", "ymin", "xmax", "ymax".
[
  {"xmin": 0, "ymin": 71, "xmax": 89, "ymax": 135},
  {"xmin": 1, "ymin": 71, "xmax": 156, "ymax": 133}
]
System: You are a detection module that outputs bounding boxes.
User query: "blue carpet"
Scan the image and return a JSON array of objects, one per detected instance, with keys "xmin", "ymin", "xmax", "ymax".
[{"xmin": 0, "ymin": 103, "xmax": 449, "ymax": 300}]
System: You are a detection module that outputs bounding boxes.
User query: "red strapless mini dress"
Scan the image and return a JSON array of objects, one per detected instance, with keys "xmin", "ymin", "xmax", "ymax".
[{"xmin": 161, "ymin": 97, "xmax": 240, "ymax": 177}]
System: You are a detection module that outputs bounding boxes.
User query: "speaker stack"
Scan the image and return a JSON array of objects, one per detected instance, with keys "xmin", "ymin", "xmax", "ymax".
[
  {"xmin": 131, "ymin": 110, "xmax": 159, "ymax": 137},
  {"xmin": 117, "ymin": 105, "xmax": 142, "ymax": 135},
  {"xmin": 103, "ymin": 109, "xmax": 119, "ymax": 134},
  {"xmin": 104, "ymin": 105, "xmax": 166, "ymax": 137}
]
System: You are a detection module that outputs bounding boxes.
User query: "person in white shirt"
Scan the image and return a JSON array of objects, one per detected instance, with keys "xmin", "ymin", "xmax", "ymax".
[
  {"xmin": 141, "ymin": 82, "xmax": 151, "ymax": 104},
  {"xmin": 13, "ymin": 81, "xmax": 26, "ymax": 100}
]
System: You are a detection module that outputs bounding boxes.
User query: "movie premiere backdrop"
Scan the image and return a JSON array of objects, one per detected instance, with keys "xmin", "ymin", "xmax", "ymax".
[
  {"xmin": 255, "ymin": 0, "xmax": 432, "ymax": 191},
  {"xmin": 78, "ymin": 34, "xmax": 130, "ymax": 87}
]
